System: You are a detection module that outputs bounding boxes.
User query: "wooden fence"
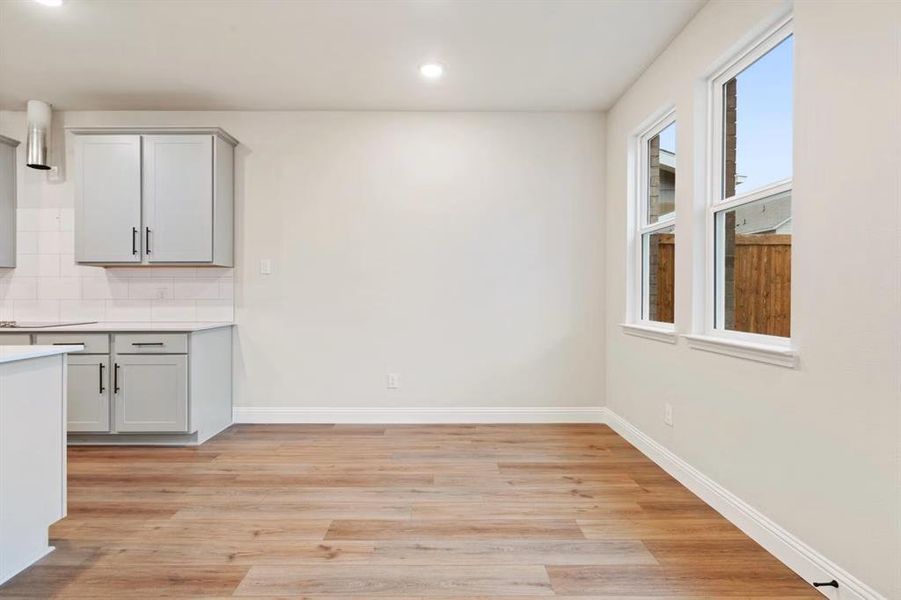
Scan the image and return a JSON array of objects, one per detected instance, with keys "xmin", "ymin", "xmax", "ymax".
[{"xmin": 651, "ymin": 233, "xmax": 791, "ymax": 337}]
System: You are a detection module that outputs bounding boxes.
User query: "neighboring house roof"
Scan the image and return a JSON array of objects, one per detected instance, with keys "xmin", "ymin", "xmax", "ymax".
[
  {"xmin": 659, "ymin": 148, "xmax": 675, "ymax": 171},
  {"xmin": 733, "ymin": 192, "xmax": 792, "ymax": 234}
]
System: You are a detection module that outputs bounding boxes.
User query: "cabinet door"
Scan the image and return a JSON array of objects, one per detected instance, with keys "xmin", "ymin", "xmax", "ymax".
[
  {"xmin": 0, "ymin": 141, "xmax": 17, "ymax": 268},
  {"xmin": 74, "ymin": 135, "xmax": 142, "ymax": 263},
  {"xmin": 142, "ymin": 135, "xmax": 213, "ymax": 263},
  {"xmin": 114, "ymin": 355, "xmax": 188, "ymax": 432},
  {"xmin": 67, "ymin": 355, "xmax": 110, "ymax": 433}
]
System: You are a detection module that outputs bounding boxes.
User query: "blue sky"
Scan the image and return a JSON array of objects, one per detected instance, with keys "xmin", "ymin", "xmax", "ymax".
[
  {"xmin": 731, "ymin": 35, "xmax": 793, "ymax": 194},
  {"xmin": 658, "ymin": 122, "xmax": 676, "ymax": 154}
]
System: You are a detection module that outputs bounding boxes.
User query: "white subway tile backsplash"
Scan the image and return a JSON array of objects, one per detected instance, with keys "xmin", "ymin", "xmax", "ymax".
[
  {"xmin": 151, "ymin": 300, "xmax": 196, "ymax": 322},
  {"xmin": 106, "ymin": 267, "xmax": 152, "ymax": 279},
  {"xmin": 38, "ymin": 277, "xmax": 81, "ymax": 300},
  {"xmin": 82, "ymin": 277, "xmax": 129, "ymax": 300},
  {"xmin": 36, "ymin": 209, "xmax": 61, "ymax": 232},
  {"xmin": 16, "ymin": 232, "xmax": 38, "ymax": 254},
  {"xmin": 151, "ymin": 267, "xmax": 197, "ymax": 279},
  {"xmin": 105, "ymin": 299, "xmax": 152, "ymax": 322},
  {"xmin": 59, "ymin": 231, "xmax": 75, "ymax": 254},
  {"xmin": 16, "ymin": 209, "xmax": 40, "ymax": 232},
  {"xmin": 195, "ymin": 267, "xmax": 233, "ymax": 279},
  {"xmin": 14, "ymin": 300, "xmax": 61, "ymax": 321},
  {"xmin": 195, "ymin": 299, "xmax": 233, "ymax": 322},
  {"xmin": 9, "ymin": 203, "xmax": 234, "ymax": 323},
  {"xmin": 129, "ymin": 278, "xmax": 174, "ymax": 300},
  {"xmin": 60, "ymin": 300, "xmax": 105, "ymax": 322},
  {"xmin": 173, "ymin": 279, "xmax": 219, "ymax": 300},
  {"xmin": 37, "ymin": 254, "xmax": 61, "ymax": 277},
  {"xmin": 2, "ymin": 278, "xmax": 38, "ymax": 300},
  {"xmin": 37, "ymin": 231, "xmax": 62, "ymax": 255},
  {"xmin": 13, "ymin": 255, "xmax": 39, "ymax": 276},
  {"xmin": 59, "ymin": 209, "xmax": 74, "ymax": 232}
]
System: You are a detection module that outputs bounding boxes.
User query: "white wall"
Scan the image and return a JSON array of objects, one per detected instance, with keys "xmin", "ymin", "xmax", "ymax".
[
  {"xmin": 0, "ymin": 110, "xmax": 606, "ymax": 417},
  {"xmin": 0, "ymin": 112, "xmax": 234, "ymax": 323},
  {"xmin": 605, "ymin": 1, "xmax": 900, "ymax": 598}
]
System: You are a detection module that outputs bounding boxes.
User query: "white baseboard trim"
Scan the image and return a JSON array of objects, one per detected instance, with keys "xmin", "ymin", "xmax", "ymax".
[
  {"xmin": 233, "ymin": 406, "xmax": 608, "ymax": 425},
  {"xmin": 604, "ymin": 408, "xmax": 885, "ymax": 600}
]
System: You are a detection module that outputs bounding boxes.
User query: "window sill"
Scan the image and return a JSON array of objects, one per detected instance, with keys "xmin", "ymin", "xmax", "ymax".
[
  {"xmin": 621, "ymin": 323, "xmax": 678, "ymax": 344},
  {"xmin": 682, "ymin": 334, "xmax": 798, "ymax": 368}
]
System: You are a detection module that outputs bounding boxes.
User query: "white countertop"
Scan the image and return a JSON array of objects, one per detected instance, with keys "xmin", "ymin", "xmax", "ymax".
[
  {"xmin": 0, "ymin": 322, "xmax": 234, "ymax": 333},
  {"xmin": 0, "ymin": 345, "xmax": 84, "ymax": 365}
]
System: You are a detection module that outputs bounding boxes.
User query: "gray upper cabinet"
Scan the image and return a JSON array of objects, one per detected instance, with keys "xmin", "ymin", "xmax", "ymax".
[
  {"xmin": 74, "ymin": 135, "xmax": 142, "ymax": 263},
  {"xmin": 0, "ymin": 135, "xmax": 20, "ymax": 268},
  {"xmin": 72, "ymin": 128, "xmax": 236, "ymax": 267}
]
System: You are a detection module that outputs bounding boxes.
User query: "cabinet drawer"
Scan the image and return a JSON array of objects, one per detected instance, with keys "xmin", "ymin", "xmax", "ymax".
[
  {"xmin": 114, "ymin": 333, "xmax": 187, "ymax": 354},
  {"xmin": 0, "ymin": 334, "xmax": 32, "ymax": 345},
  {"xmin": 35, "ymin": 333, "xmax": 109, "ymax": 354}
]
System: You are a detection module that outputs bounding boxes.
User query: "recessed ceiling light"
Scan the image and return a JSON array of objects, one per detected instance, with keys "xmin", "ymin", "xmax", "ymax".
[
  {"xmin": 419, "ymin": 63, "xmax": 445, "ymax": 80},
  {"xmin": 34, "ymin": 0, "xmax": 63, "ymax": 6}
]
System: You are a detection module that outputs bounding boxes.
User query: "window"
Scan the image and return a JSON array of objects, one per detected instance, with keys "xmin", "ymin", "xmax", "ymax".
[
  {"xmin": 709, "ymin": 22, "xmax": 793, "ymax": 341},
  {"xmin": 634, "ymin": 114, "xmax": 676, "ymax": 327}
]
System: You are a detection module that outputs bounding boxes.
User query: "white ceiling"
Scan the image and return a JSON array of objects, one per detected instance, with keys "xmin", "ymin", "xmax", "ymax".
[{"xmin": 0, "ymin": 0, "xmax": 704, "ymax": 111}]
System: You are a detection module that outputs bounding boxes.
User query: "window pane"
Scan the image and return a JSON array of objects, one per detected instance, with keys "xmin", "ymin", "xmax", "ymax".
[
  {"xmin": 723, "ymin": 35, "xmax": 793, "ymax": 198},
  {"xmin": 647, "ymin": 122, "xmax": 676, "ymax": 224},
  {"xmin": 715, "ymin": 191, "xmax": 791, "ymax": 336},
  {"xmin": 642, "ymin": 226, "xmax": 675, "ymax": 323}
]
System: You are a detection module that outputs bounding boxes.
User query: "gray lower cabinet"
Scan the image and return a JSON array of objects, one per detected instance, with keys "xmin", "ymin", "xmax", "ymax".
[
  {"xmin": 14, "ymin": 326, "xmax": 232, "ymax": 445},
  {"xmin": 67, "ymin": 355, "xmax": 111, "ymax": 432},
  {"xmin": 114, "ymin": 354, "xmax": 188, "ymax": 433}
]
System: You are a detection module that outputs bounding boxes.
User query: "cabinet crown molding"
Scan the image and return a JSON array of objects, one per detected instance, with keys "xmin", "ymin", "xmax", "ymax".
[{"xmin": 67, "ymin": 126, "xmax": 239, "ymax": 147}]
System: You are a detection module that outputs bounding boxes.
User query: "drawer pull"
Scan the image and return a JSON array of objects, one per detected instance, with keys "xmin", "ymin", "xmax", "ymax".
[
  {"xmin": 53, "ymin": 342, "xmax": 84, "ymax": 346},
  {"xmin": 132, "ymin": 342, "xmax": 164, "ymax": 347}
]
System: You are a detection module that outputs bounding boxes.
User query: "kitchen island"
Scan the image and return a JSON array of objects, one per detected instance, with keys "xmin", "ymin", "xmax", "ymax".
[{"xmin": 0, "ymin": 345, "xmax": 82, "ymax": 585}]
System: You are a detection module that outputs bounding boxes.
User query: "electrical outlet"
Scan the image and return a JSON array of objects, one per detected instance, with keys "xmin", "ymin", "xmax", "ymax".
[
  {"xmin": 260, "ymin": 259, "xmax": 272, "ymax": 275},
  {"xmin": 387, "ymin": 373, "xmax": 400, "ymax": 389},
  {"xmin": 155, "ymin": 286, "xmax": 169, "ymax": 300},
  {"xmin": 664, "ymin": 403, "xmax": 673, "ymax": 427}
]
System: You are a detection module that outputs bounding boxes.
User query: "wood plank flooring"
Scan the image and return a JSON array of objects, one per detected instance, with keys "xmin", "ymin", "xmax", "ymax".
[{"xmin": 0, "ymin": 424, "xmax": 820, "ymax": 598}]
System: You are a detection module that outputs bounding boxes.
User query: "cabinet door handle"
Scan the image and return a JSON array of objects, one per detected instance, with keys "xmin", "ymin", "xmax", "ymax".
[
  {"xmin": 99, "ymin": 363, "xmax": 106, "ymax": 394},
  {"xmin": 113, "ymin": 363, "xmax": 120, "ymax": 393},
  {"xmin": 132, "ymin": 227, "xmax": 138, "ymax": 255},
  {"xmin": 145, "ymin": 227, "xmax": 152, "ymax": 254}
]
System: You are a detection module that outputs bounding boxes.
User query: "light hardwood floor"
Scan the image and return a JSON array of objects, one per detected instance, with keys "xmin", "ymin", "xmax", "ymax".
[{"xmin": 0, "ymin": 424, "xmax": 820, "ymax": 598}]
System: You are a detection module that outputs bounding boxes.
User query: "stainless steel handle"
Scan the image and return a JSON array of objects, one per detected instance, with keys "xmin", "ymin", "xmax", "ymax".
[{"xmin": 132, "ymin": 342, "xmax": 164, "ymax": 347}]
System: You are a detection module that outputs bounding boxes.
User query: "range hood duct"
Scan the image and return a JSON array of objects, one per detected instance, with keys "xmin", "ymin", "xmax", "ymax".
[{"xmin": 25, "ymin": 100, "xmax": 52, "ymax": 170}]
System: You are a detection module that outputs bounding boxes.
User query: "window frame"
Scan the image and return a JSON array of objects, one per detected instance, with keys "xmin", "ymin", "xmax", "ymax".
[
  {"xmin": 627, "ymin": 108, "xmax": 677, "ymax": 335},
  {"xmin": 704, "ymin": 17, "xmax": 794, "ymax": 348}
]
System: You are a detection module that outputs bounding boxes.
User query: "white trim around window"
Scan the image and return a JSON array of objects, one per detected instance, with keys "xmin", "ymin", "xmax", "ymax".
[
  {"xmin": 698, "ymin": 15, "xmax": 797, "ymax": 365},
  {"xmin": 623, "ymin": 107, "xmax": 677, "ymax": 342}
]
